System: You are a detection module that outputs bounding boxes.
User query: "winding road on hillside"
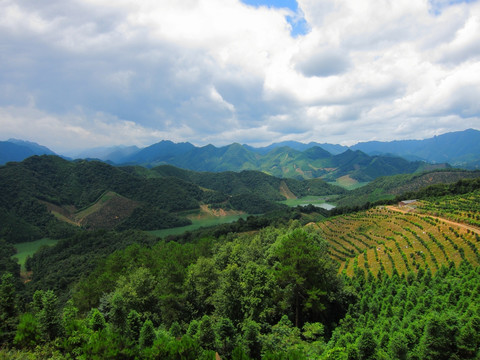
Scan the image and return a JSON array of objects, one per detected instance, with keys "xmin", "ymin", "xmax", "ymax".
[{"xmin": 386, "ymin": 206, "xmax": 480, "ymax": 235}]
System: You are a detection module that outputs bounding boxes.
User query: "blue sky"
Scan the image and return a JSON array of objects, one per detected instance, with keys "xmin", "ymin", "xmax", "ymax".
[
  {"xmin": 1, "ymin": 0, "xmax": 479, "ymax": 152},
  {"xmin": 241, "ymin": 0, "xmax": 308, "ymax": 36},
  {"xmin": 242, "ymin": 0, "xmax": 298, "ymax": 10}
]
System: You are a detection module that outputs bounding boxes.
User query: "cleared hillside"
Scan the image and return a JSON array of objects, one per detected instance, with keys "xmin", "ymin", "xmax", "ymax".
[{"xmin": 46, "ymin": 191, "xmax": 142, "ymax": 230}]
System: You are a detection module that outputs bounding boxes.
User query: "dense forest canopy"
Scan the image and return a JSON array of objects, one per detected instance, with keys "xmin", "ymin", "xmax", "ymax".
[{"xmin": 0, "ymin": 156, "xmax": 342, "ymax": 243}]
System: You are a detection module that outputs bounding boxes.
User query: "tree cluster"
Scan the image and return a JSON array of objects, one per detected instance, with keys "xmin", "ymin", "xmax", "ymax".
[{"xmin": 1, "ymin": 224, "xmax": 348, "ymax": 359}]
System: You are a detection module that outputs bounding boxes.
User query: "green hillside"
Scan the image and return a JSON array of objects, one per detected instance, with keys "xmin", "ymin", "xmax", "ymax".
[
  {"xmin": 335, "ymin": 169, "xmax": 480, "ymax": 207},
  {"xmin": 0, "ymin": 156, "xmax": 346, "ymax": 242},
  {"xmin": 0, "ymin": 156, "xmax": 209, "ymax": 241},
  {"xmin": 2, "ymin": 168, "xmax": 480, "ymax": 358},
  {"xmin": 151, "ymin": 165, "xmax": 345, "ymax": 199}
]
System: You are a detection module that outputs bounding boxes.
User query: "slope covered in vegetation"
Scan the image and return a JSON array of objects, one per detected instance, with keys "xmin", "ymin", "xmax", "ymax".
[
  {"xmin": 0, "ymin": 156, "xmax": 343, "ymax": 243},
  {"xmin": 335, "ymin": 169, "xmax": 480, "ymax": 207},
  {"xmin": 316, "ymin": 206, "xmax": 480, "ymax": 276},
  {"xmin": 1, "ymin": 164, "xmax": 480, "ymax": 359}
]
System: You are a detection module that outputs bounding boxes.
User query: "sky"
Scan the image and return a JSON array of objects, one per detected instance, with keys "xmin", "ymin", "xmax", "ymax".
[{"xmin": 1, "ymin": 0, "xmax": 480, "ymax": 152}]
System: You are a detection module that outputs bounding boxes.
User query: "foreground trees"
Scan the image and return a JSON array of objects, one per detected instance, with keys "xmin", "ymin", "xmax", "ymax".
[
  {"xmin": 1, "ymin": 221, "xmax": 480, "ymax": 359},
  {"xmin": 0, "ymin": 272, "xmax": 17, "ymax": 343},
  {"xmin": 0, "ymin": 224, "xmax": 347, "ymax": 358},
  {"xmin": 271, "ymin": 228, "xmax": 341, "ymax": 327}
]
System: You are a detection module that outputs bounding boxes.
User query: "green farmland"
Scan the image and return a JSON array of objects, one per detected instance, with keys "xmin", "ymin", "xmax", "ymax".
[{"xmin": 13, "ymin": 238, "xmax": 58, "ymax": 270}]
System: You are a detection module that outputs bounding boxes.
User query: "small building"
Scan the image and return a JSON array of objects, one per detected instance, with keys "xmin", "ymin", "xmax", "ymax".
[{"xmin": 398, "ymin": 199, "xmax": 417, "ymax": 207}]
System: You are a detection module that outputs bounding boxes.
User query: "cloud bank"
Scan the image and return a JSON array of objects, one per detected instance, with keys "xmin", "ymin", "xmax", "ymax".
[{"xmin": 1, "ymin": 0, "xmax": 479, "ymax": 151}]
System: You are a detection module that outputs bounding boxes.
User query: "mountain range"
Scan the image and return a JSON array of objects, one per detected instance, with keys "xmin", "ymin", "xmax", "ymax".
[
  {"xmin": 351, "ymin": 128, "xmax": 480, "ymax": 165},
  {"xmin": 2, "ymin": 129, "xmax": 479, "ymax": 181}
]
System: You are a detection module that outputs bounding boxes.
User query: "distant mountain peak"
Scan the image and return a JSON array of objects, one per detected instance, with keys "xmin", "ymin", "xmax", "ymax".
[{"xmin": 7, "ymin": 138, "xmax": 56, "ymax": 155}]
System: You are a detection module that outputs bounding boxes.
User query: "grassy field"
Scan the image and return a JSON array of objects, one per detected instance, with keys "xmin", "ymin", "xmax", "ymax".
[
  {"xmin": 13, "ymin": 238, "xmax": 58, "ymax": 270},
  {"xmin": 329, "ymin": 175, "xmax": 369, "ymax": 190},
  {"xmin": 149, "ymin": 214, "xmax": 249, "ymax": 238}
]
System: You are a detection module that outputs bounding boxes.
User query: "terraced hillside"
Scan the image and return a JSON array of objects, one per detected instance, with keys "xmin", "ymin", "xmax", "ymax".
[
  {"xmin": 415, "ymin": 189, "xmax": 480, "ymax": 227},
  {"xmin": 313, "ymin": 206, "xmax": 480, "ymax": 277}
]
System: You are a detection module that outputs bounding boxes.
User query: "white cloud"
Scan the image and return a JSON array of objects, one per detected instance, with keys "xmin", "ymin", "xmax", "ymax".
[
  {"xmin": 435, "ymin": 12, "xmax": 480, "ymax": 63},
  {"xmin": 0, "ymin": 0, "xmax": 479, "ymax": 150},
  {"xmin": 294, "ymin": 47, "xmax": 350, "ymax": 77},
  {"xmin": 0, "ymin": 105, "xmax": 191, "ymax": 152}
]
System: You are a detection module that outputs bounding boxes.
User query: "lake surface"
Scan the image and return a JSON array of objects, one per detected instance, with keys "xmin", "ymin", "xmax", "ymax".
[
  {"xmin": 281, "ymin": 196, "xmax": 337, "ymax": 210},
  {"xmin": 298, "ymin": 202, "xmax": 336, "ymax": 210}
]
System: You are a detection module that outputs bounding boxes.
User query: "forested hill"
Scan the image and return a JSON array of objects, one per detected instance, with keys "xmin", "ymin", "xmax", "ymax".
[
  {"xmin": 149, "ymin": 165, "xmax": 345, "ymax": 199},
  {"xmin": 335, "ymin": 169, "xmax": 480, "ymax": 208},
  {"xmin": 0, "ymin": 156, "xmax": 202, "ymax": 242},
  {"xmin": 3, "ymin": 189, "xmax": 480, "ymax": 359},
  {"xmin": 0, "ymin": 156, "xmax": 343, "ymax": 243}
]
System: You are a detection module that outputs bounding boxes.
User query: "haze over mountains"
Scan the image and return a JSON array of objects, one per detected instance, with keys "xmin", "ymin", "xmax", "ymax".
[{"xmin": 2, "ymin": 129, "xmax": 479, "ymax": 180}]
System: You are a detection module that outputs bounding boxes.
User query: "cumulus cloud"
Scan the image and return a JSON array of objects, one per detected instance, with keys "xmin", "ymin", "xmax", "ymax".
[
  {"xmin": 0, "ymin": 0, "xmax": 479, "ymax": 150},
  {"xmin": 435, "ymin": 13, "xmax": 480, "ymax": 63}
]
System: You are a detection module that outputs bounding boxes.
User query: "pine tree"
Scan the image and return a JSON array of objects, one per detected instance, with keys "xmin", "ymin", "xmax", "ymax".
[
  {"xmin": 187, "ymin": 319, "xmax": 200, "ymax": 340},
  {"xmin": 271, "ymin": 228, "xmax": 340, "ymax": 327},
  {"xmin": 89, "ymin": 308, "xmax": 106, "ymax": 331},
  {"xmin": 170, "ymin": 320, "xmax": 182, "ymax": 339},
  {"xmin": 139, "ymin": 319, "xmax": 156, "ymax": 348},
  {"xmin": 38, "ymin": 290, "xmax": 61, "ymax": 341},
  {"xmin": 32, "ymin": 290, "xmax": 44, "ymax": 313},
  {"xmin": 109, "ymin": 291, "xmax": 127, "ymax": 333},
  {"xmin": 0, "ymin": 272, "xmax": 17, "ymax": 343},
  {"xmin": 126, "ymin": 310, "xmax": 142, "ymax": 342},
  {"xmin": 216, "ymin": 317, "xmax": 237, "ymax": 358},
  {"xmin": 198, "ymin": 315, "xmax": 216, "ymax": 350},
  {"xmin": 357, "ymin": 329, "xmax": 377, "ymax": 360},
  {"xmin": 62, "ymin": 299, "xmax": 80, "ymax": 336},
  {"xmin": 419, "ymin": 313, "xmax": 459, "ymax": 360},
  {"xmin": 388, "ymin": 332, "xmax": 408, "ymax": 360},
  {"xmin": 13, "ymin": 313, "xmax": 41, "ymax": 348},
  {"xmin": 242, "ymin": 319, "xmax": 262, "ymax": 359}
]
